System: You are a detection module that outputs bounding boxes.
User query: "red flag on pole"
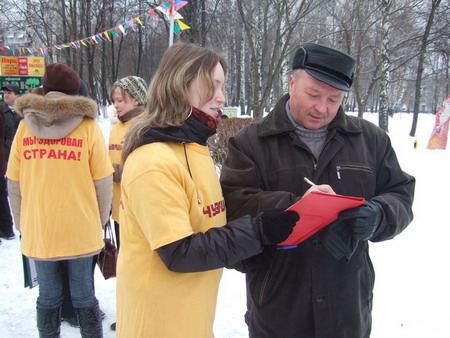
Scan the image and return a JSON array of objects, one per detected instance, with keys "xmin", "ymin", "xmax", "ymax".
[{"xmin": 427, "ymin": 96, "xmax": 450, "ymax": 150}]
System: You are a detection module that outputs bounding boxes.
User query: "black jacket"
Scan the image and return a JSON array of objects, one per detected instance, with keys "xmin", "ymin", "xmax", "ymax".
[
  {"xmin": 220, "ymin": 94, "xmax": 415, "ymax": 338},
  {"xmin": 0, "ymin": 101, "xmax": 21, "ymax": 162},
  {"xmin": 0, "ymin": 107, "xmax": 5, "ymax": 175}
]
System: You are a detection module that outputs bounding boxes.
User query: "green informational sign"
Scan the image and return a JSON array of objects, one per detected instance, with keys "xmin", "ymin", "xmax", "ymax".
[{"xmin": 0, "ymin": 76, "xmax": 42, "ymax": 96}]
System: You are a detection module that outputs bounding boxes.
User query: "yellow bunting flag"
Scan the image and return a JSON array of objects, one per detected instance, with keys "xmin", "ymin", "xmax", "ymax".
[
  {"xmin": 177, "ymin": 20, "xmax": 190, "ymax": 30},
  {"xmin": 104, "ymin": 31, "xmax": 111, "ymax": 42},
  {"xmin": 135, "ymin": 17, "xmax": 144, "ymax": 27}
]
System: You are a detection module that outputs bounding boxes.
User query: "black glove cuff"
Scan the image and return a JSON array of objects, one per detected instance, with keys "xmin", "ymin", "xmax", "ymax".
[
  {"xmin": 367, "ymin": 199, "xmax": 386, "ymax": 239},
  {"xmin": 255, "ymin": 214, "xmax": 271, "ymax": 246}
]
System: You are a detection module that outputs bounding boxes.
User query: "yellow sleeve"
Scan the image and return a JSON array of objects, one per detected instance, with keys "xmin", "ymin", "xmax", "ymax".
[
  {"xmin": 123, "ymin": 167, "xmax": 194, "ymax": 250},
  {"xmin": 108, "ymin": 123, "xmax": 123, "ymax": 165},
  {"xmin": 6, "ymin": 122, "xmax": 23, "ymax": 181},
  {"xmin": 88, "ymin": 121, "xmax": 114, "ymax": 180}
]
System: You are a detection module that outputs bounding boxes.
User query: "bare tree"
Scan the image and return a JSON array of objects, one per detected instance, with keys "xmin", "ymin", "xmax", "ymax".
[
  {"xmin": 410, "ymin": 0, "xmax": 442, "ymax": 136},
  {"xmin": 181, "ymin": 0, "xmax": 222, "ymax": 46},
  {"xmin": 0, "ymin": 0, "xmax": 448, "ymax": 130},
  {"xmin": 236, "ymin": 0, "xmax": 324, "ymax": 118},
  {"xmin": 327, "ymin": 0, "xmax": 383, "ymax": 118},
  {"xmin": 378, "ymin": 0, "xmax": 391, "ymax": 131}
]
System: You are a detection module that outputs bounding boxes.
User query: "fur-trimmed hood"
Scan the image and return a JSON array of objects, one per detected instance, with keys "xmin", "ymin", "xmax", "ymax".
[{"xmin": 14, "ymin": 91, "xmax": 98, "ymax": 139}]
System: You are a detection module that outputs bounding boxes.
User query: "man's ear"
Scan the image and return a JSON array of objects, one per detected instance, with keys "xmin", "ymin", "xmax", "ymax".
[{"xmin": 288, "ymin": 74, "xmax": 295, "ymax": 96}]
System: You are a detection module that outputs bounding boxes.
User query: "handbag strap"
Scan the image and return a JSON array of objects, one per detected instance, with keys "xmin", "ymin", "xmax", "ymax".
[{"xmin": 103, "ymin": 220, "xmax": 116, "ymax": 247}]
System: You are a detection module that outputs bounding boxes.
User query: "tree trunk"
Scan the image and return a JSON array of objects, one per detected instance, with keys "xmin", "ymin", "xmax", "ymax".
[
  {"xmin": 353, "ymin": 75, "xmax": 366, "ymax": 118},
  {"xmin": 410, "ymin": 0, "xmax": 441, "ymax": 136},
  {"xmin": 378, "ymin": 0, "xmax": 391, "ymax": 132},
  {"xmin": 135, "ymin": 0, "xmax": 143, "ymax": 76}
]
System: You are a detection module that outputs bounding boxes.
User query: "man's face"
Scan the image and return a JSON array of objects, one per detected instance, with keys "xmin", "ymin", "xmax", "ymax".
[
  {"xmin": 288, "ymin": 70, "xmax": 345, "ymax": 130},
  {"xmin": 3, "ymin": 90, "xmax": 20, "ymax": 107}
]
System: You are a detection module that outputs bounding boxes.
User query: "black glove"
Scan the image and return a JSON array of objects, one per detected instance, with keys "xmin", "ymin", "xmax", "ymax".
[
  {"xmin": 338, "ymin": 200, "xmax": 384, "ymax": 241},
  {"xmin": 259, "ymin": 209, "xmax": 299, "ymax": 245},
  {"xmin": 321, "ymin": 200, "xmax": 383, "ymax": 261},
  {"xmin": 321, "ymin": 219, "xmax": 359, "ymax": 261}
]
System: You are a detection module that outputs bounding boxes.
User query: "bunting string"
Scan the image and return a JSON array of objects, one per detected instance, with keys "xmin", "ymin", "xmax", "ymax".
[{"xmin": 0, "ymin": 0, "xmax": 190, "ymax": 56}]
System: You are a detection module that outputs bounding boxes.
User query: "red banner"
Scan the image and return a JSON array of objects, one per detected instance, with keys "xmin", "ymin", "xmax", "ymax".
[{"xmin": 427, "ymin": 96, "xmax": 450, "ymax": 150}]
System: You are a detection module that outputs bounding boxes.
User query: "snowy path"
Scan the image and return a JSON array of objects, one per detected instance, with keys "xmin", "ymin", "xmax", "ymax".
[{"xmin": 1, "ymin": 113, "xmax": 449, "ymax": 337}]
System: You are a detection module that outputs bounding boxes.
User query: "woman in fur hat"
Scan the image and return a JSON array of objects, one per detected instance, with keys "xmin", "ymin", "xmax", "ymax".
[
  {"xmin": 6, "ymin": 63, "xmax": 113, "ymax": 338},
  {"xmin": 115, "ymin": 43, "xmax": 299, "ymax": 337}
]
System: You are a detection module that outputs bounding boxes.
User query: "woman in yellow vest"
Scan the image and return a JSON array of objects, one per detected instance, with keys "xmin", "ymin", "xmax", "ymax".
[
  {"xmin": 108, "ymin": 76, "xmax": 147, "ymax": 249},
  {"xmin": 116, "ymin": 43, "xmax": 299, "ymax": 338}
]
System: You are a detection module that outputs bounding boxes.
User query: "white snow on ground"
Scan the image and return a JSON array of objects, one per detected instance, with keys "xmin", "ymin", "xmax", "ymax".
[{"xmin": 1, "ymin": 111, "xmax": 449, "ymax": 337}]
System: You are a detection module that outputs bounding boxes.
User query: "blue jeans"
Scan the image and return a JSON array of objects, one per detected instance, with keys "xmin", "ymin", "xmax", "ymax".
[{"xmin": 34, "ymin": 256, "xmax": 98, "ymax": 309}]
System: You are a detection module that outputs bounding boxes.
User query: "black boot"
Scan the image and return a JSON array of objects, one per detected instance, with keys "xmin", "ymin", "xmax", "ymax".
[
  {"xmin": 75, "ymin": 304, "xmax": 103, "ymax": 338},
  {"xmin": 36, "ymin": 307, "xmax": 61, "ymax": 338}
]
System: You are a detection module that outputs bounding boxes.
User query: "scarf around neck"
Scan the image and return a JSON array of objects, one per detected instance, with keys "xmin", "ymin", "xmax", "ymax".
[
  {"xmin": 138, "ymin": 107, "xmax": 218, "ymax": 147},
  {"xmin": 117, "ymin": 105, "xmax": 145, "ymax": 123}
]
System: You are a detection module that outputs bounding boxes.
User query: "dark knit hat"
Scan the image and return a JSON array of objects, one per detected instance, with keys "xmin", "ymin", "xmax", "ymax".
[
  {"xmin": 113, "ymin": 76, "xmax": 148, "ymax": 106},
  {"xmin": 292, "ymin": 42, "xmax": 356, "ymax": 92},
  {"xmin": 43, "ymin": 63, "xmax": 81, "ymax": 95}
]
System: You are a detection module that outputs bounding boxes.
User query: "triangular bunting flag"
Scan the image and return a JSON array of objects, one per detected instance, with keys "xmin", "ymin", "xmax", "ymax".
[
  {"xmin": 161, "ymin": 1, "xmax": 171, "ymax": 9},
  {"xmin": 104, "ymin": 31, "xmax": 111, "ymax": 42},
  {"xmin": 135, "ymin": 17, "xmax": 144, "ymax": 27},
  {"xmin": 118, "ymin": 25, "xmax": 127, "ymax": 35},
  {"xmin": 147, "ymin": 9, "xmax": 157, "ymax": 20},
  {"xmin": 177, "ymin": 19, "xmax": 190, "ymax": 30},
  {"xmin": 175, "ymin": 1, "xmax": 188, "ymax": 10},
  {"xmin": 174, "ymin": 22, "xmax": 181, "ymax": 34},
  {"xmin": 110, "ymin": 29, "xmax": 119, "ymax": 38}
]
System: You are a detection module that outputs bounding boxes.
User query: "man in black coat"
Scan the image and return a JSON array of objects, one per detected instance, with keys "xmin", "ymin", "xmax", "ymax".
[
  {"xmin": 220, "ymin": 42, "xmax": 415, "ymax": 338},
  {"xmin": 0, "ymin": 105, "xmax": 8, "ymax": 244},
  {"xmin": 0, "ymin": 83, "xmax": 21, "ymax": 240},
  {"xmin": 1, "ymin": 84, "xmax": 22, "ymax": 161}
]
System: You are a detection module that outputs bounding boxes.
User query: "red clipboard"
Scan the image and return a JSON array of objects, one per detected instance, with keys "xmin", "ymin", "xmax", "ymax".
[{"xmin": 279, "ymin": 191, "xmax": 365, "ymax": 246}]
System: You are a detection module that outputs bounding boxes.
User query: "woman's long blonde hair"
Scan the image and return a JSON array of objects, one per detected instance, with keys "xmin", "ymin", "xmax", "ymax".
[{"xmin": 122, "ymin": 43, "xmax": 227, "ymax": 161}]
